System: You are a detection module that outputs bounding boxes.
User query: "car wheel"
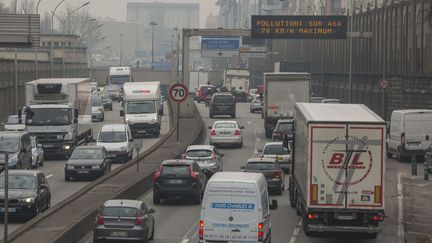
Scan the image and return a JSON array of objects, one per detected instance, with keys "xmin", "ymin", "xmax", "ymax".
[
  {"xmin": 39, "ymin": 157, "xmax": 44, "ymax": 167},
  {"xmin": 46, "ymin": 198, "xmax": 51, "ymax": 210},
  {"xmin": 101, "ymin": 115, "xmax": 104, "ymax": 122},
  {"xmin": 65, "ymin": 175, "xmax": 71, "ymax": 182},
  {"xmin": 153, "ymin": 194, "xmax": 161, "ymax": 205},
  {"xmin": 149, "ymin": 221, "xmax": 155, "ymax": 240},
  {"xmin": 32, "ymin": 203, "xmax": 40, "ymax": 218}
]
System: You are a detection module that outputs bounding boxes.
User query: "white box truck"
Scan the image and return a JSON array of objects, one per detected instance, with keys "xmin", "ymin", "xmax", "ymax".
[
  {"xmin": 23, "ymin": 78, "xmax": 93, "ymax": 158},
  {"xmin": 263, "ymin": 72, "xmax": 310, "ymax": 138},
  {"xmin": 107, "ymin": 66, "xmax": 133, "ymax": 87},
  {"xmin": 288, "ymin": 103, "xmax": 385, "ymax": 238},
  {"xmin": 223, "ymin": 69, "xmax": 250, "ymax": 93},
  {"xmin": 121, "ymin": 81, "xmax": 162, "ymax": 138}
]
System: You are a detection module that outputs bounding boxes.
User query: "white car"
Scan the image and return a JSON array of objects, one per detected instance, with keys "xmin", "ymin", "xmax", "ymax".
[
  {"xmin": 258, "ymin": 141, "xmax": 291, "ymax": 173},
  {"xmin": 96, "ymin": 124, "xmax": 134, "ymax": 163},
  {"xmin": 183, "ymin": 145, "xmax": 224, "ymax": 174},
  {"xmin": 30, "ymin": 136, "xmax": 44, "ymax": 168},
  {"xmin": 208, "ymin": 120, "xmax": 244, "ymax": 148},
  {"xmin": 91, "ymin": 96, "xmax": 105, "ymax": 122}
]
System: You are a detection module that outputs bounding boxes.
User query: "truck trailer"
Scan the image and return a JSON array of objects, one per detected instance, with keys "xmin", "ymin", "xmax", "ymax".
[
  {"xmin": 263, "ymin": 72, "xmax": 310, "ymax": 138},
  {"xmin": 23, "ymin": 78, "xmax": 93, "ymax": 158},
  {"xmin": 223, "ymin": 69, "xmax": 250, "ymax": 94},
  {"xmin": 289, "ymin": 103, "xmax": 386, "ymax": 238}
]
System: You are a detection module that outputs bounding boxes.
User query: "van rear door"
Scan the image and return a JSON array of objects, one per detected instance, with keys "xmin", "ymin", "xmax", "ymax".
[
  {"xmin": 404, "ymin": 112, "xmax": 432, "ymax": 150},
  {"xmin": 202, "ymin": 181, "xmax": 259, "ymax": 242}
]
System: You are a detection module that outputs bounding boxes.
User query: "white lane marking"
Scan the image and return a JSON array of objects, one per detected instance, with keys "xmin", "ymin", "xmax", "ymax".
[
  {"xmin": 46, "ymin": 174, "xmax": 54, "ymax": 179},
  {"xmin": 181, "ymin": 221, "xmax": 199, "ymax": 243},
  {"xmin": 288, "ymin": 219, "xmax": 302, "ymax": 243},
  {"xmin": 397, "ymin": 172, "xmax": 405, "ymax": 239}
]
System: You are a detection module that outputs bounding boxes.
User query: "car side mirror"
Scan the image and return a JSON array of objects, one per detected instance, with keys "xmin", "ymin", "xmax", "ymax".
[
  {"xmin": 120, "ymin": 110, "xmax": 124, "ymax": 117},
  {"xmin": 240, "ymin": 165, "xmax": 245, "ymax": 169},
  {"xmin": 37, "ymin": 144, "xmax": 43, "ymax": 148},
  {"xmin": 240, "ymin": 126, "xmax": 245, "ymax": 129},
  {"xmin": 180, "ymin": 153, "xmax": 186, "ymax": 159},
  {"xmin": 269, "ymin": 199, "xmax": 278, "ymax": 210},
  {"xmin": 149, "ymin": 208, "xmax": 156, "ymax": 214},
  {"xmin": 220, "ymin": 153, "xmax": 224, "ymax": 157},
  {"xmin": 40, "ymin": 184, "xmax": 48, "ymax": 189},
  {"xmin": 74, "ymin": 109, "xmax": 79, "ymax": 118},
  {"xmin": 257, "ymin": 149, "xmax": 263, "ymax": 153},
  {"xmin": 207, "ymin": 126, "xmax": 212, "ymax": 129}
]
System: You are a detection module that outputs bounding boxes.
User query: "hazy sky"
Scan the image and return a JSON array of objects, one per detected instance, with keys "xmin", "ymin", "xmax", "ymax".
[{"xmin": 35, "ymin": 0, "xmax": 219, "ymax": 27}]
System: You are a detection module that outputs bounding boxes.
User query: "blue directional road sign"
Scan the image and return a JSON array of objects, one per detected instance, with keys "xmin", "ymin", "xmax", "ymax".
[{"xmin": 201, "ymin": 37, "xmax": 240, "ymax": 58}]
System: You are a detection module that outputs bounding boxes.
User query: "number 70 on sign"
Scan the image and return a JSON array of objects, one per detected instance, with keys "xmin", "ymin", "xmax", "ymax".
[{"xmin": 169, "ymin": 83, "xmax": 189, "ymax": 103}]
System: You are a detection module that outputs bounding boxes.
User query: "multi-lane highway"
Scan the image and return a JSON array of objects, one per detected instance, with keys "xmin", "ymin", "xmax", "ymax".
[
  {"xmin": 0, "ymin": 101, "xmax": 170, "ymax": 240},
  {"xmin": 77, "ymin": 102, "xmax": 413, "ymax": 243}
]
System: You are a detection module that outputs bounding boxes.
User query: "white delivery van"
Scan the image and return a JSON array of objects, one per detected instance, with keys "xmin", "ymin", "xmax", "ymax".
[
  {"xmin": 96, "ymin": 124, "xmax": 134, "ymax": 163},
  {"xmin": 200, "ymin": 172, "xmax": 277, "ymax": 243},
  {"xmin": 121, "ymin": 81, "xmax": 162, "ymax": 138},
  {"xmin": 387, "ymin": 109, "xmax": 432, "ymax": 161}
]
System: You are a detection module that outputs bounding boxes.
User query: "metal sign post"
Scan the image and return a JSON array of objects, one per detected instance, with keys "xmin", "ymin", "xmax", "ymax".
[
  {"xmin": 134, "ymin": 141, "xmax": 142, "ymax": 172},
  {"xmin": 4, "ymin": 153, "xmax": 9, "ymax": 243},
  {"xmin": 169, "ymin": 83, "xmax": 189, "ymax": 142}
]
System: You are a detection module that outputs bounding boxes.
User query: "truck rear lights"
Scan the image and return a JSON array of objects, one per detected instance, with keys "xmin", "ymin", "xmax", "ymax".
[
  {"xmin": 258, "ymin": 223, "xmax": 263, "ymax": 241},
  {"xmin": 199, "ymin": 220, "xmax": 204, "ymax": 240},
  {"xmin": 401, "ymin": 133, "xmax": 405, "ymax": 145},
  {"xmin": 210, "ymin": 129, "xmax": 216, "ymax": 136},
  {"xmin": 308, "ymin": 213, "xmax": 319, "ymax": 219},
  {"xmin": 273, "ymin": 171, "xmax": 281, "ymax": 179},
  {"xmin": 190, "ymin": 166, "xmax": 200, "ymax": 181},
  {"xmin": 372, "ymin": 214, "xmax": 384, "ymax": 221}
]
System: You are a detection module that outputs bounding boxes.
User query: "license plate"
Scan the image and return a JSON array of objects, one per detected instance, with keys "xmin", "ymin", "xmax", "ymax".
[
  {"xmin": 0, "ymin": 208, "xmax": 16, "ymax": 212},
  {"xmin": 336, "ymin": 215, "xmax": 354, "ymax": 220},
  {"xmin": 110, "ymin": 231, "xmax": 127, "ymax": 237},
  {"xmin": 43, "ymin": 145, "xmax": 54, "ymax": 148},
  {"xmin": 107, "ymin": 154, "xmax": 116, "ymax": 158},
  {"xmin": 137, "ymin": 130, "xmax": 148, "ymax": 134},
  {"xmin": 77, "ymin": 170, "xmax": 89, "ymax": 174},
  {"xmin": 168, "ymin": 179, "xmax": 183, "ymax": 184}
]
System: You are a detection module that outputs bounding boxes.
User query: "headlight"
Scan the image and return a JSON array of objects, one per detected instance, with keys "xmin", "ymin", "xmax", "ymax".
[
  {"xmin": 92, "ymin": 164, "xmax": 101, "ymax": 169},
  {"xmin": 149, "ymin": 117, "xmax": 158, "ymax": 124},
  {"xmin": 119, "ymin": 146, "xmax": 128, "ymax": 153},
  {"xmin": 66, "ymin": 165, "xmax": 74, "ymax": 170},
  {"xmin": 63, "ymin": 144, "xmax": 71, "ymax": 150},
  {"xmin": 21, "ymin": 197, "xmax": 34, "ymax": 203},
  {"xmin": 125, "ymin": 118, "xmax": 132, "ymax": 124}
]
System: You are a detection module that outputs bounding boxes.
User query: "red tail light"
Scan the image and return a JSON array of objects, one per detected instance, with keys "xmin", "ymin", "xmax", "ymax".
[
  {"xmin": 190, "ymin": 165, "xmax": 200, "ymax": 181},
  {"xmin": 153, "ymin": 165, "xmax": 163, "ymax": 181},
  {"xmin": 272, "ymin": 131, "xmax": 281, "ymax": 137},
  {"xmin": 308, "ymin": 213, "xmax": 319, "ymax": 219},
  {"xmin": 199, "ymin": 220, "xmax": 204, "ymax": 240},
  {"xmin": 234, "ymin": 130, "xmax": 241, "ymax": 136},
  {"xmin": 401, "ymin": 133, "xmax": 405, "ymax": 144},
  {"xmin": 258, "ymin": 223, "xmax": 263, "ymax": 241},
  {"xmin": 135, "ymin": 216, "xmax": 143, "ymax": 225},
  {"xmin": 210, "ymin": 129, "xmax": 216, "ymax": 136},
  {"xmin": 273, "ymin": 171, "xmax": 281, "ymax": 179},
  {"xmin": 372, "ymin": 214, "xmax": 384, "ymax": 221},
  {"xmin": 96, "ymin": 214, "xmax": 104, "ymax": 225}
]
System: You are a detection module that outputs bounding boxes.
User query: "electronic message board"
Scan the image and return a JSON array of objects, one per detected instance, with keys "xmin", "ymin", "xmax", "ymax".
[{"xmin": 251, "ymin": 15, "xmax": 348, "ymax": 39}]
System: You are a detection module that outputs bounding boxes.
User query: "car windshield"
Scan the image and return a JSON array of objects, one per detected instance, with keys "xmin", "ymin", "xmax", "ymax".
[
  {"xmin": 214, "ymin": 123, "xmax": 236, "ymax": 129},
  {"xmin": 264, "ymin": 145, "xmax": 289, "ymax": 155},
  {"xmin": 70, "ymin": 149, "xmax": 103, "ymax": 160},
  {"xmin": 103, "ymin": 206, "xmax": 137, "ymax": 217},
  {"xmin": 276, "ymin": 122, "xmax": 293, "ymax": 132},
  {"xmin": 104, "ymin": 86, "xmax": 119, "ymax": 92},
  {"xmin": 109, "ymin": 75, "xmax": 130, "ymax": 85},
  {"xmin": 0, "ymin": 175, "xmax": 36, "ymax": 189},
  {"xmin": 245, "ymin": 162, "xmax": 276, "ymax": 170},
  {"xmin": 186, "ymin": 149, "xmax": 212, "ymax": 158},
  {"xmin": 213, "ymin": 95, "xmax": 233, "ymax": 103},
  {"xmin": 0, "ymin": 137, "xmax": 19, "ymax": 153},
  {"xmin": 98, "ymin": 131, "xmax": 126, "ymax": 142},
  {"xmin": 26, "ymin": 108, "xmax": 70, "ymax": 126},
  {"xmin": 92, "ymin": 98, "xmax": 102, "ymax": 106},
  {"xmin": 162, "ymin": 165, "xmax": 190, "ymax": 176},
  {"xmin": 101, "ymin": 93, "xmax": 111, "ymax": 99},
  {"xmin": 126, "ymin": 101, "xmax": 156, "ymax": 114}
]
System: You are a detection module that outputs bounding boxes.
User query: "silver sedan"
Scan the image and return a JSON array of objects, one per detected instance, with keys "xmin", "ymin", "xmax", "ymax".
[
  {"xmin": 184, "ymin": 145, "xmax": 224, "ymax": 174},
  {"xmin": 208, "ymin": 120, "xmax": 244, "ymax": 148}
]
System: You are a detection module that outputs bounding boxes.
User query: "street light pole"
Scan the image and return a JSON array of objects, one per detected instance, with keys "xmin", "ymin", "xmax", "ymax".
[
  {"xmin": 120, "ymin": 33, "xmax": 123, "ymax": 66},
  {"xmin": 348, "ymin": 0, "xmax": 355, "ymax": 103},
  {"xmin": 150, "ymin": 21, "xmax": 157, "ymax": 70},
  {"xmin": 3, "ymin": 153, "xmax": 9, "ymax": 243},
  {"xmin": 51, "ymin": 0, "xmax": 68, "ymax": 78}
]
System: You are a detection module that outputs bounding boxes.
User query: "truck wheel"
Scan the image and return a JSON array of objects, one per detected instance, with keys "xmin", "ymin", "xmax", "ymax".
[
  {"xmin": 209, "ymin": 113, "xmax": 214, "ymax": 118},
  {"xmin": 365, "ymin": 233, "xmax": 378, "ymax": 239},
  {"xmin": 386, "ymin": 146, "xmax": 392, "ymax": 159},
  {"xmin": 289, "ymin": 186, "xmax": 296, "ymax": 208},
  {"xmin": 295, "ymin": 196, "xmax": 301, "ymax": 216},
  {"xmin": 265, "ymin": 129, "xmax": 272, "ymax": 138}
]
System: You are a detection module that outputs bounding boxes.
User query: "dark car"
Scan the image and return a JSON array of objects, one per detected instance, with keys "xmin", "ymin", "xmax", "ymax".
[
  {"xmin": 153, "ymin": 159, "xmax": 207, "ymax": 205},
  {"xmin": 272, "ymin": 119, "xmax": 294, "ymax": 141},
  {"xmin": 241, "ymin": 157, "xmax": 285, "ymax": 195},
  {"xmin": 0, "ymin": 170, "xmax": 51, "ymax": 218},
  {"xmin": 101, "ymin": 92, "xmax": 113, "ymax": 111},
  {"xmin": 64, "ymin": 146, "xmax": 111, "ymax": 181},
  {"xmin": 0, "ymin": 131, "xmax": 32, "ymax": 171},
  {"xmin": 93, "ymin": 199, "xmax": 155, "ymax": 242},
  {"xmin": 231, "ymin": 90, "xmax": 249, "ymax": 103},
  {"xmin": 103, "ymin": 85, "xmax": 123, "ymax": 102},
  {"xmin": 209, "ymin": 92, "xmax": 236, "ymax": 118}
]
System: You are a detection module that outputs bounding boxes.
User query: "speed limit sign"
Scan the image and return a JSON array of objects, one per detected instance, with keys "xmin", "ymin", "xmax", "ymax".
[{"xmin": 169, "ymin": 83, "xmax": 189, "ymax": 103}]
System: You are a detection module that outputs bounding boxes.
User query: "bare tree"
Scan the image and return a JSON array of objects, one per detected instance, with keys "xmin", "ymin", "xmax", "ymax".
[
  {"xmin": 0, "ymin": 1, "xmax": 9, "ymax": 13},
  {"xmin": 20, "ymin": 0, "xmax": 35, "ymax": 14},
  {"xmin": 40, "ymin": 12, "xmax": 52, "ymax": 34}
]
